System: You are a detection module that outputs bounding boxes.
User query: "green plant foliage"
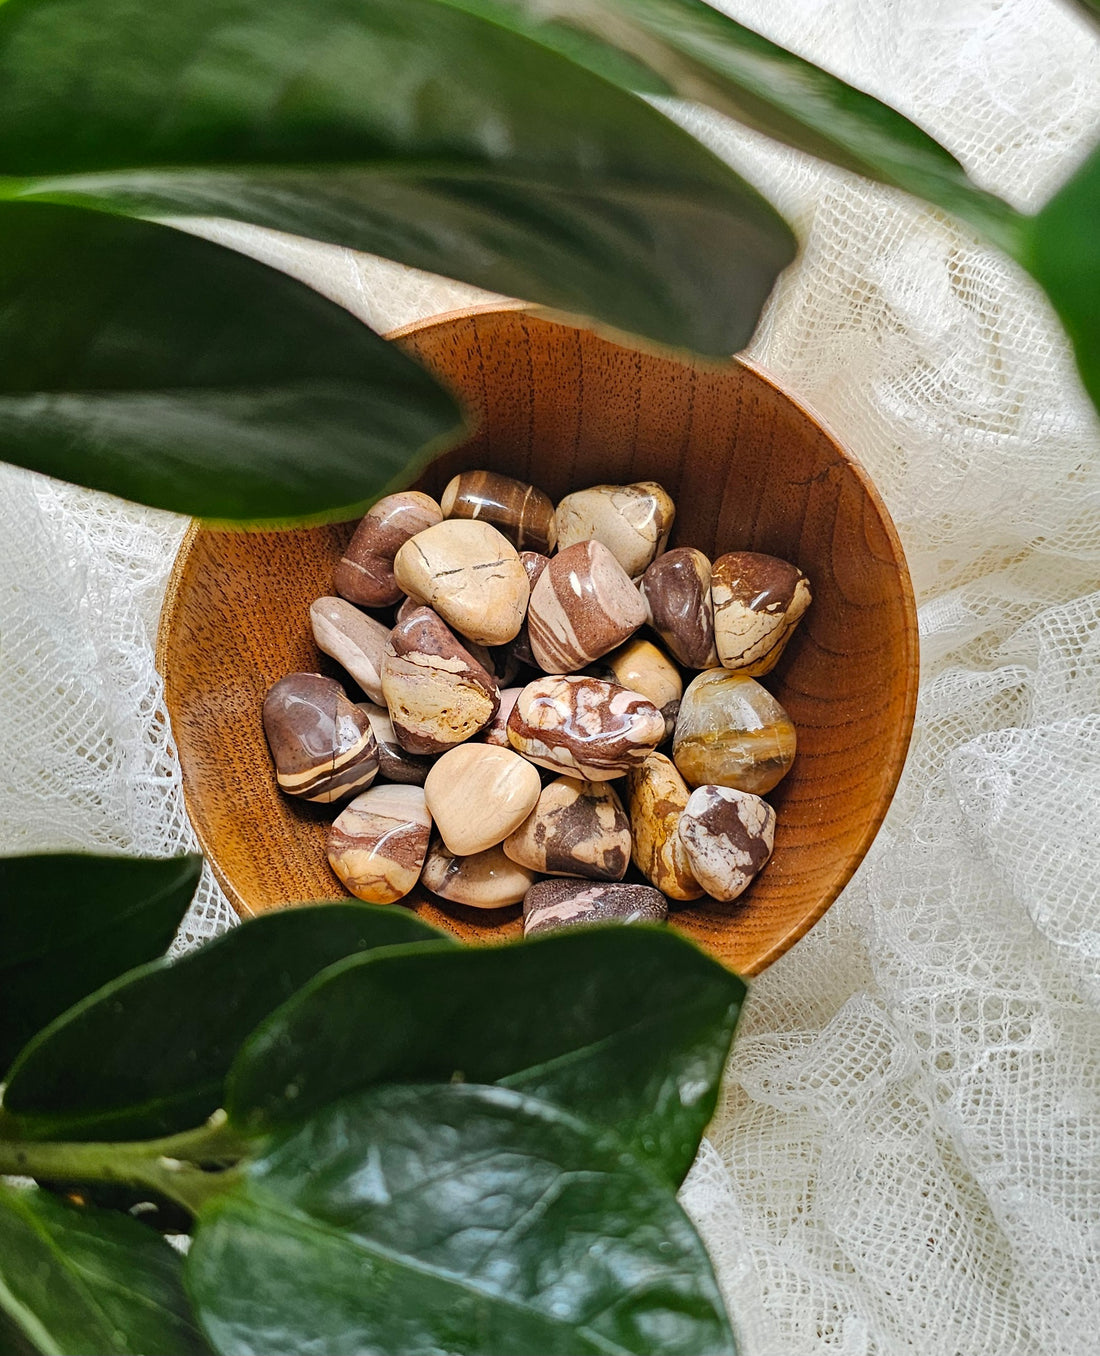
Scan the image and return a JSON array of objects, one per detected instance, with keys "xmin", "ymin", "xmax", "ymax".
[
  {"xmin": 0, "ymin": 0, "xmax": 795, "ymax": 361},
  {"xmin": 0, "ymin": 203, "xmax": 463, "ymax": 522},
  {"xmin": 0, "ymin": 853, "xmax": 200, "ymax": 1072},
  {"xmin": 0, "ymin": 1182, "xmax": 209, "ymax": 1356},
  {"xmin": 1, "ymin": 903, "xmax": 449, "ymax": 1142},
  {"xmin": 1021, "ymin": 139, "xmax": 1100, "ymax": 412},
  {"xmin": 187, "ymin": 1082, "xmax": 736, "ymax": 1356},
  {"xmin": 227, "ymin": 927, "xmax": 745, "ymax": 1184}
]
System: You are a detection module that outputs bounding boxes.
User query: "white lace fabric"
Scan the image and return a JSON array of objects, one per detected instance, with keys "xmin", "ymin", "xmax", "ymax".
[{"xmin": 1, "ymin": 2, "xmax": 1098, "ymax": 1352}]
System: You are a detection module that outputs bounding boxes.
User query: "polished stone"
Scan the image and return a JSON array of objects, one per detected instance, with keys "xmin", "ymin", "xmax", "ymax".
[
  {"xmin": 677, "ymin": 784, "xmax": 776, "ymax": 902},
  {"xmin": 393, "ymin": 518, "xmax": 528, "ymax": 646},
  {"xmin": 327, "ymin": 784, "xmax": 431, "ymax": 903},
  {"xmin": 626, "ymin": 752, "xmax": 703, "ymax": 900},
  {"xmin": 639, "ymin": 547, "xmax": 718, "ymax": 669},
  {"xmin": 527, "ymin": 540, "xmax": 646, "ymax": 673},
  {"xmin": 673, "ymin": 669, "xmax": 796, "ymax": 794},
  {"xmin": 424, "ymin": 743, "xmax": 542, "ymax": 856},
  {"xmin": 440, "ymin": 469, "xmax": 556, "ymax": 555},
  {"xmin": 309, "ymin": 596, "xmax": 389, "ymax": 704},
  {"xmin": 503, "ymin": 776, "xmax": 631, "ymax": 880},
  {"xmin": 711, "ymin": 551, "xmax": 811, "ymax": 675},
  {"xmin": 381, "ymin": 606, "xmax": 498, "ymax": 755},
  {"xmin": 591, "ymin": 637, "xmax": 681, "ymax": 739},
  {"xmin": 421, "ymin": 839, "xmax": 535, "ymax": 909},
  {"xmin": 263, "ymin": 673, "xmax": 378, "ymax": 803},
  {"xmin": 522, "ymin": 878, "xmax": 667, "ymax": 937},
  {"xmin": 555, "ymin": 481, "xmax": 675, "ymax": 578},
  {"xmin": 335, "ymin": 492, "xmax": 441, "ymax": 608},
  {"xmin": 507, "ymin": 675, "xmax": 664, "ymax": 780}
]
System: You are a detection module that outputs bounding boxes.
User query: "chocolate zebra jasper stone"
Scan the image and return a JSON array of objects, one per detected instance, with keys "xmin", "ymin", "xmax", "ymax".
[
  {"xmin": 262, "ymin": 673, "xmax": 378, "ymax": 803},
  {"xmin": 527, "ymin": 539, "xmax": 646, "ymax": 673},
  {"xmin": 327, "ymin": 784, "xmax": 432, "ymax": 904},
  {"xmin": 506, "ymin": 675, "xmax": 664, "ymax": 781}
]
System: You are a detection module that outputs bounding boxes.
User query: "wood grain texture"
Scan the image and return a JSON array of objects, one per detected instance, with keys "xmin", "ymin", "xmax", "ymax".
[{"xmin": 157, "ymin": 309, "xmax": 918, "ymax": 975}]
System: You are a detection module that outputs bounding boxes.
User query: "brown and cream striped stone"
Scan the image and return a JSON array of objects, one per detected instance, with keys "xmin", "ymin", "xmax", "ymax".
[
  {"xmin": 481, "ymin": 687, "xmax": 523, "ymax": 748},
  {"xmin": 677, "ymin": 785, "xmax": 776, "ymax": 902},
  {"xmin": 393, "ymin": 518, "xmax": 529, "ymax": 647},
  {"xmin": 627, "ymin": 752, "xmax": 704, "ymax": 901},
  {"xmin": 357, "ymin": 703, "xmax": 433, "ymax": 785},
  {"xmin": 335, "ymin": 492, "xmax": 442, "ymax": 608},
  {"xmin": 590, "ymin": 637, "xmax": 682, "ymax": 740},
  {"xmin": 554, "ymin": 481, "xmax": 675, "ymax": 579},
  {"xmin": 711, "ymin": 552, "xmax": 811, "ymax": 676},
  {"xmin": 440, "ymin": 470, "xmax": 556, "ymax": 555},
  {"xmin": 640, "ymin": 547, "xmax": 719, "ymax": 669},
  {"xmin": 504, "ymin": 776, "xmax": 631, "ymax": 880},
  {"xmin": 421, "ymin": 839, "xmax": 535, "ymax": 909},
  {"xmin": 424, "ymin": 743, "xmax": 542, "ymax": 856},
  {"xmin": 673, "ymin": 670, "xmax": 796, "ymax": 794},
  {"xmin": 326, "ymin": 784, "xmax": 432, "ymax": 904},
  {"xmin": 506, "ymin": 675, "xmax": 664, "ymax": 781},
  {"xmin": 527, "ymin": 540, "xmax": 647, "ymax": 673},
  {"xmin": 381, "ymin": 607, "xmax": 499, "ymax": 756},
  {"xmin": 262, "ymin": 673, "xmax": 378, "ymax": 803},
  {"xmin": 522, "ymin": 878, "xmax": 667, "ymax": 937},
  {"xmin": 309, "ymin": 597, "xmax": 389, "ymax": 704}
]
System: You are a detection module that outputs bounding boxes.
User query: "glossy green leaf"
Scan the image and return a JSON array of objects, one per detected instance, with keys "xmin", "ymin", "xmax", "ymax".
[
  {"xmin": 0, "ymin": 0, "xmax": 795, "ymax": 358},
  {"xmin": 0, "ymin": 853, "xmax": 200, "ymax": 1073},
  {"xmin": 1020, "ymin": 138, "xmax": 1100, "ymax": 412},
  {"xmin": 228, "ymin": 927, "xmax": 745, "ymax": 1184},
  {"xmin": 524, "ymin": 0, "xmax": 1024, "ymax": 251},
  {"xmin": 188, "ymin": 1082, "xmax": 735, "ymax": 1356},
  {"xmin": 0, "ymin": 1181, "xmax": 209, "ymax": 1356},
  {"xmin": 2, "ymin": 904, "xmax": 449, "ymax": 1142},
  {"xmin": 0, "ymin": 202, "xmax": 463, "ymax": 522}
]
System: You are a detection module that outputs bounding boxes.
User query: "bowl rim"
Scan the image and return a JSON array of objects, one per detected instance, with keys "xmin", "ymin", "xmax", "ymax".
[{"xmin": 156, "ymin": 305, "xmax": 918, "ymax": 974}]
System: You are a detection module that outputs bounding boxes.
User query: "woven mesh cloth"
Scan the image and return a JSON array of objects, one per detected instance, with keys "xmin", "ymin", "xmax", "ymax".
[{"xmin": 1, "ymin": 1, "xmax": 1098, "ymax": 1351}]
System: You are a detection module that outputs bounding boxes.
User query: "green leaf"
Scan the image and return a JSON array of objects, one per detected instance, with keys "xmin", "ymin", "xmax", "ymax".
[
  {"xmin": 0, "ymin": 202, "xmax": 463, "ymax": 522},
  {"xmin": 1020, "ymin": 138, "xmax": 1100, "ymax": 413},
  {"xmin": 187, "ymin": 1082, "xmax": 735, "ymax": 1356},
  {"xmin": 1, "ymin": 903, "xmax": 450, "ymax": 1142},
  {"xmin": 0, "ymin": 853, "xmax": 200, "ymax": 1074},
  {"xmin": 0, "ymin": 0, "xmax": 795, "ymax": 358},
  {"xmin": 526, "ymin": 0, "xmax": 1024, "ymax": 251},
  {"xmin": 228, "ymin": 927, "xmax": 745, "ymax": 1184},
  {"xmin": 0, "ymin": 1181, "xmax": 209, "ymax": 1356}
]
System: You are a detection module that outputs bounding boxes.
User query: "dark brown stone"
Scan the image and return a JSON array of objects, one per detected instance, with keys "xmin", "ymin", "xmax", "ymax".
[{"xmin": 262, "ymin": 673, "xmax": 378, "ymax": 803}]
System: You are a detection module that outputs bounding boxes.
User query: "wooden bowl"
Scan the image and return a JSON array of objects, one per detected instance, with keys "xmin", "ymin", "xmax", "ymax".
[{"xmin": 158, "ymin": 307, "xmax": 917, "ymax": 975}]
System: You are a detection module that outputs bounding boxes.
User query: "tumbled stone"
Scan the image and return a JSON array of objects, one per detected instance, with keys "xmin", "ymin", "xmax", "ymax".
[
  {"xmin": 326, "ymin": 785, "xmax": 432, "ymax": 903},
  {"xmin": 591, "ymin": 637, "xmax": 682, "ymax": 740},
  {"xmin": 639, "ymin": 547, "xmax": 718, "ymax": 669},
  {"xmin": 262, "ymin": 673, "xmax": 378, "ymax": 803},
  {"xmin": 527, "ymin": 540, "xmax": 646, "ymax": 673},
  {"xmin": 440, "ymin": 470, "xmax": 556, "ymax": 555},
  {"xmin": 335, "ymin": 492, "xmax": 442, "ymax": 608},
  {"xmin": 504, "ymin": 776, "xmax": 630, "ymax": 880},
  {"xmin": 357, "ymin": 703, "xmax": 433, "ymax": 785},
  {"xmin": 381, "ymin": 607, "xmax": 498, "ymax": 756},
  {"xmin": 626, "ymin": 752, "xmax": 703, "ymax": 901},
  {"xmin": 711, "ymin": 552, "xmax": 812, "ymax": 675},
  {"xmin": 522, "ymin": 879, "xmax": 667, "ymax": 937},
  {"xmin": 424, "ymin": 744, "xmax": 542, "ymax": 856},
  {"xmin": 421, "ymin": 839, "xmax": 535, "ymax": 909},
  {"xmin": 507, "ymin": 675, "xmax": 664, "ymax": 781},
  {"xmin": 482, "ymin": 687, "xmax": 523, "ymax": 747},
  {"xmin": 555, "ymin": 481, "xmax": 675, "ymax": 579},
  {"xmin": 309, "ymin": 596, "xmax": 389, "ymax": 704},
  {"xmin": 677, "ymin": 785, "xmax": 776, "ymax": 902},
  {"xmin": 393, "ymin": 518, "xmax": 529, "ymax": 646},
  {"xmin": 673, "ymin": 670, "xmax": 796, "ymax": 794}
]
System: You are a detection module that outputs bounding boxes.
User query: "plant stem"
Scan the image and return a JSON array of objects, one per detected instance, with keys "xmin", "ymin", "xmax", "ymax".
[{"xmin": 0, "ymin": 1109, "xmax": 251, "ymax": 1214}]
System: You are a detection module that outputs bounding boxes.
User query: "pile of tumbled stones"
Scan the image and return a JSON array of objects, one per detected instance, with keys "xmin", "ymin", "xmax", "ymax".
[{"xmin": 262, "ymin": 471, "xmax": 811, "ymax": 937}]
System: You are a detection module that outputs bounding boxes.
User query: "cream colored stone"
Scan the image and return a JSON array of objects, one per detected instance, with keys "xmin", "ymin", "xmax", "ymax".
[
  {"xmin": 393, "ymin": 519, "xmax": 529, "ymax": 646},
  {"xmin": 677, "ymin": 784, "xmax": 775, "ymax": 902},
  {"xmin": 626, "ymin": 751, "xmax": 704, "ymax": 901},
  {"xmin": 424, "ymin": 743, "xmax": 542, "ymax": 856},
  {"xmin": 554, "ymin": 481, "xmax": 675, "ymax": 578},
  {"xmin": 421, "ymin": 840, "xmax": 535, "ymax": 909},
  {"xmin": 326, "ymin": 784, "xmax": 431, "ymax": 903},
  {"xmin": 711, "ymin": 552, "xmax": 812, "ymax": 676},
  {"xmin": 309, "ymin": 596, "xmax": 389, "ymax": 704},
  {"xmin": 594, "ymin": 637, "xmax": 681, "ymax": 738}
]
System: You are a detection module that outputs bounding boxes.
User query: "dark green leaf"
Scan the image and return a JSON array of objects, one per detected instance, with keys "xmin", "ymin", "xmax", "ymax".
[
  {"xmin": 0, "ymin": 202, "xmax": 463, "ymax": 522},
  {"xmin": 188, "ymin": 1082, "xmax": 735, "ymax": 1356},
  {"xmin": 0, "ymin": 1181, "xmax": 209, "ymax": 1356},
  {"xmin": 2, "ymin": 903, "xmax": 449, "ymax": 1142},
  {"xmin": 528, "ymin": 0, "xmax": 1023, "ymax": 251},
  {"xmin": 228, "ymin": 927, "xmax": 745, "ymax": 1184},
  {"xmin": 0, "ymin": 0, "xmax": 795, "ymax": 358},
  {"xmin": 1021, "ymin": 138, "xmax": 1100, "ymax": 412},
  {"xmin": 0, "ymin": 853, "xmax": 200, "ymax": 1074}
]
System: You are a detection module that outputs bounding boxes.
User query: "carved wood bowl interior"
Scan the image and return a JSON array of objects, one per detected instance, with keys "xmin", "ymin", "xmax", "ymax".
[{"xmin": 158, "ymin": 307, "xmax": 918, "ymax": 976}]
